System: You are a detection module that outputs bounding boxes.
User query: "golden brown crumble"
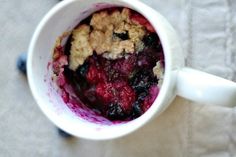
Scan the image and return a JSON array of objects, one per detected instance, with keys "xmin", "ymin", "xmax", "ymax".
[
  {"xmin": 69, "ymin": 25, "xmax": 93, "ymax": 70},
  {"xmin": 69, "ymin": 8, "xmax": 146, "ymax": 70},
  {"xmin": 153, "ymin": 61, "xmax": 164, "ymax": 87}
]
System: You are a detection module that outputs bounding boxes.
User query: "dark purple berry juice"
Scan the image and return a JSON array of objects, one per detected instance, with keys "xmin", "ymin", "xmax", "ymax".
[{"xmin": 52, "ymin": 7, "xmax": 164, "ymax": 121}]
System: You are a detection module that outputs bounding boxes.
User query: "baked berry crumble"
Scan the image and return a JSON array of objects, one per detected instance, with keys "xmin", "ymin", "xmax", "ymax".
[{"xmin": 51, "ymin": 7, "xmax": 164, "ymax": 121}]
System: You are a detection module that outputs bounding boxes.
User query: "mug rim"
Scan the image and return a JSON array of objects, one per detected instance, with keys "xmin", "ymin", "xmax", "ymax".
[{"xmin": 27, "ymin": 0, "xmax": 176, "ymax": 140}]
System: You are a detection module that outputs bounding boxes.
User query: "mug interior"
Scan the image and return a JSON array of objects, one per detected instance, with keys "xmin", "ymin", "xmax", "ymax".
[{"xmin": 27, "ymin": 0, "xmax": 174, "ymax": 140}]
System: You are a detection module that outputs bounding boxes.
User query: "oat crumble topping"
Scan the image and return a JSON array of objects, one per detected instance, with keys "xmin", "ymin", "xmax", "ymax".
[
  {"xmin": 153, "ymin": 61, "xmax": 164, "ymax": 86},
  {"xmin": 69, "ymin": 8, "xmax": 146, "ymax": 70},
  {"xmin": 69, "ymin": 25, "xmax": 93, "ymax": 70}
]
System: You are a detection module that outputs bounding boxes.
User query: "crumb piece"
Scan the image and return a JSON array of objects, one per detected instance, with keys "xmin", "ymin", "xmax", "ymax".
[
  {"xmin": 69, "ymin": 25, "xmax": 93, "ymax": 70},
  {"xmin": 89, "ymin": 8, "xmax": 146, "ymax": 59},
  {"xmin": 89, "ymin": 30, "xmax": 106, "ymax": 54},
  {"xmin": 90, "ymin": 11, "xmax": 110, "ymax": 31},
  {"xmin": 121, "ymin": 8, "xmax": 131, "ymax": 22},
  {"xmin": 153, "ymin": 61, "xmax": 164, "ymax": 87},
  {"xmin": 53, "ymin": 31, "xmax": 71, "ymax": 60},
  {"xmin": 103, "ymin": 40, "xmax": 134, "ymax": 59},
  {"xmin": 110, "ymin": 10, "xmax": 122, "ymax": 26},
  {"xmin": 128, "ymin": 24, "xmax": 145, "ymax": 43},
  {"xmin": 66, "ymin": 8, "xmax": 148, "ymax": 69}
]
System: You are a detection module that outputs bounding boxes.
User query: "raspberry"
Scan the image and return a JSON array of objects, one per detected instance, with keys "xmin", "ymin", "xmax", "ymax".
[
  {"xmin": 96, "ymin": 82, "xmax": 114, "ymax": 104},
  {"xmin": 96, "ymin": 81, "xmax": 136, "ymax": 114},
  {"xmin": 131, "ymin": 14, "xmax": 155, "ymax": 32},
  {"xmin": 145, "ymin": 23, "xmax": 155, "ymax": 33},
  {"xmin": 113, "ymin": 54, "xmax": 136, "ymax": 76},
  {"xmin": 86, "ymin": 65, "xmax": 107, "ymax": 84},
  {"xmin": 115, "ymin": 82, "xmax": 136, "ymax": 113},
  {"xmin": 131, "ymin": 14, "xmax": 147, "ymax": 25}
]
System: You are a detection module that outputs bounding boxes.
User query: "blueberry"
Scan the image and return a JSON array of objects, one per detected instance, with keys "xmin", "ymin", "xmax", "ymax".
[
  {"xmin": 131, "ymin": 101, "xmax": 142, "ymax": 118},
  {"xmin": 64, "ymin": 65, "xmax": 89, "ymax": 93},
  {"xmin": 143, "ymin": 33, "xmax": 159, "ymax": 47},
  {"xmin": 17, "ymin": 53, "xmax": 27, "ymax": 75},
  {"xmin": 64, "ymin": 35, "xmax": 73, "ymax": 56},
  {"xmin": 107, "ymin": 103, "xmax": 126, "ymax": 120},
  {"xmin": 63, "ymin": 66, "xmax": 74, "ymax": 80},
  {"xmin": 137, "ymin": 92, "xmax": 148, "ymax": 101},
  {"xmin": 76, "ymin": 61, "xmax": 89, "ymax": 78},
  {"xmin": 129, "ymin": 69, "xmax": 152, "ymax": 93},
  {"xmin": 80, "ymin": 15, "xmax": 92, "ymax": 25},
  {"xmin": 113, "ymin": 31, "xmax": 129, "ymax": 40},
  {"xmin": 57, "ymin": 128, "xmax": 73, "ymax": 138}
]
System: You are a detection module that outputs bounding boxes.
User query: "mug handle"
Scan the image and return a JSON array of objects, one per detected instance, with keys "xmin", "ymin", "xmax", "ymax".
[{"xmin": 176, "ymin": 67, "xmax": 236, "ymax": 107}]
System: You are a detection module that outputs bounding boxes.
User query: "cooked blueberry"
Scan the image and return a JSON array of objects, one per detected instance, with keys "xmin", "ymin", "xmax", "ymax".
[
  {"xmin": 113, "ymin": 31, "xmax": 129, "ymax": 40},
  {"xmin": 64, "ymin": 65, "xmax": 89, "ymax": 92},
  {"xmin": 64, "ymin": 35, "xmax": 73, "ymax": 56},
  {"xmin": 17, "ymin": 53, "xmax": 27, "ymax": 75},
  {"xmin": 107, "ymin": 103, "xmax": 126, "ymax": 120},
  {"xmin": 80, "ymin": 15, "xmax": 92, "ymax": 25},
  {"xmin": 129, "ymin": 69, "xmax": 152, "ymax": 93},
  {"xmin": 63, "ymin": 66, "xmax": 74, "ymax": 80},
  {"xmin": 131, "ymin": 101, "xmax": 142, "ymax": 118},
  {"xmin": 76, "ymin": 61, "xmax": 89, "ymax": 77},
  {"xmin": 137, "ymin": 92, "xmax": 148, "ymax": 101},
  {"xmin": 57, "ymin": 128, "xmax": 73, "ymax": 138},
  {"xmin": 143, "ymin": 33, "xmax": 159, "ymax": 47}
]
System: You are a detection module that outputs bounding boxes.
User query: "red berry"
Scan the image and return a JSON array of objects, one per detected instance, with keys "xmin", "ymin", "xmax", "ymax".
[
  {"xmin": 113, "ymin": 55, "xmax": 136, "ymax": 76},
  {"xmin": 86, "ymin": 65, "xmax": 106, "ymax": 84},
  {"xmin": 96, "ymin": 81, "xmax": 136, "ymax": 113},
  {"xmin": 131, "ymin": 14, "xmax": 155, "ymax": 32},
  {"xmin": 145, "ymin": 23, "xmax": 155, "ymax": 33},
  {"xmin": 119, "ymin": 84, "xmax": 136, "ymax": 113},
  {"xmin": 131, "ymin": 14, "xmax": 148, "ymax": 25},
  {"xmin": 96, "ymin": 82, "xmax": 114, "ymax": 104},
  {"xmin": 57, "ymin": 71, "xmax": 66, "ymax": 87}
]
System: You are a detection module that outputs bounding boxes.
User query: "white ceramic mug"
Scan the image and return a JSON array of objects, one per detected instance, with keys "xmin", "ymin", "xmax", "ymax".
[{"xmin": 27, "ymin": 0, "xmax": 236, "ymax": 140}]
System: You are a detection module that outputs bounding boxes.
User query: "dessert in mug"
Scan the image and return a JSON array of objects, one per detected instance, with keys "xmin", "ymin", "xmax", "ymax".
[{"xmin": 51, "ymin": 7, "xmax": 164, "ymax": 121}]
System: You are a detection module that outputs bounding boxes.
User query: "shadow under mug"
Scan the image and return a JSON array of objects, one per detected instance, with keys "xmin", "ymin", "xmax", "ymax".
[{"xmin": 27, "ymin": 0, "xmax": 236, "ymax": 140}]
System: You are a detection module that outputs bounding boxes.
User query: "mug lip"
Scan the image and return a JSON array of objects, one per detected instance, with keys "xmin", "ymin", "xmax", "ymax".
[{"xmin": 27, "ymin": 0, "xmax": 174, "ymax": 140}]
